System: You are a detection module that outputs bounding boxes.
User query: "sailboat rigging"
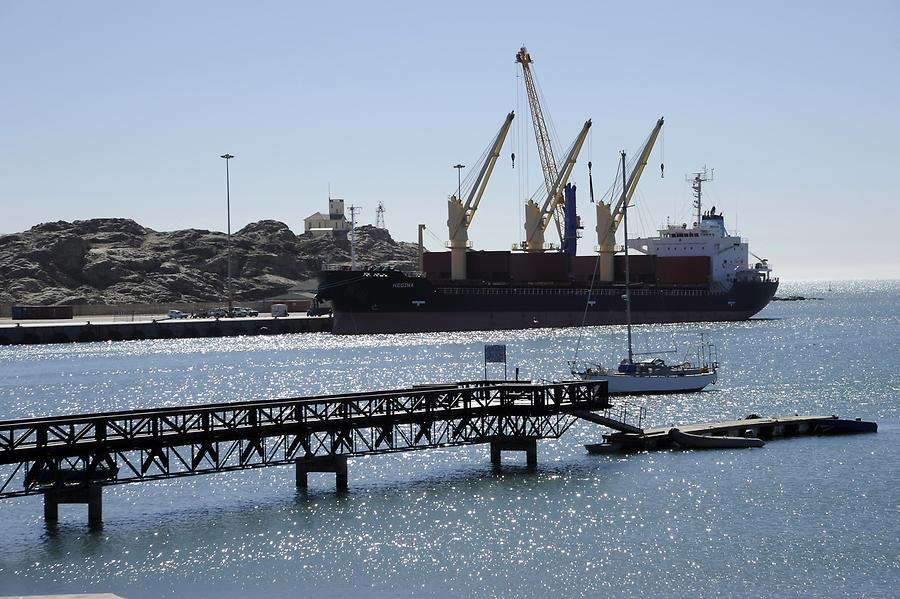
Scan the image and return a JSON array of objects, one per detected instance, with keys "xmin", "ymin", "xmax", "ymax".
[{"xmin": 572, "ymin": 151, "xmax": 719, "ymax": 395}]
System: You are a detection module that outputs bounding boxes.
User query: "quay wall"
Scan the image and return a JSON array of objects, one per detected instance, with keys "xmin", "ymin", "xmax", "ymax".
[
  {"xmin": 0, "ymin": 302, "xmax": 235, "ymax": 319},
  {"xmin": 0, "ymin": 315, "xmax": 331, "ymax": 346}
]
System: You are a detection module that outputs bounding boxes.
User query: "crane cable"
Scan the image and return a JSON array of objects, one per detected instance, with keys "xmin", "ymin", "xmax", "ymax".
[
  {"xmin": 424, "ymin": 227, "xmax": 445, "ymax": 249},
  {"xmin": 660, "ymin": 125, "xmax": 665, "ymax": 178},
  {"xmin": 588, "ymin": 127, "xmax": 594, "ymax": 203}
]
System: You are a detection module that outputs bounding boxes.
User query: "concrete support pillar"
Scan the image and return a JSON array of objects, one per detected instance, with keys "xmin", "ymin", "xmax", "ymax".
[
  {"xmin": 295, "ymin": 455, "xmax": 348, "ymax": 492},
  {"xmin": 44, "ymin": 495, "xmax": 58, "ymax": 522},
  {"xmin": 489, "ymin": 437, "xmax": 538, "ymax": 467},
  {"xmin": 43, "ymin": 484, "xmax": 102, "ymax": 523}
]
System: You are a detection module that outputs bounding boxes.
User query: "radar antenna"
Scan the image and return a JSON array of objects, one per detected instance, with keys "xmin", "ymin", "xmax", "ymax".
[
  {"xmin": 348, "ymin": 205, "xmax": 361, "ymax": 270},
  {"xmin": 686, "ymin": 167, "xmax": 714, "ymax": 226}
]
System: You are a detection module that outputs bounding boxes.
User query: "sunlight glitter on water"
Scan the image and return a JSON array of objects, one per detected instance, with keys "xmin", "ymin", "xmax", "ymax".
[{"xmin": 0, "ymin": 281, "xmax": 898, "ymax": 598}]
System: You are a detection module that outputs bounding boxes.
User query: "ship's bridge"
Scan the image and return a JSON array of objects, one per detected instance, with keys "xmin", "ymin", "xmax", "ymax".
[
  {"xmin": 699, "ymin": 206, "xmax": 727, "ymax": 236},
  {"xmin": 628, "ymin": 207, "xmax": 749, "ymax": 287}
]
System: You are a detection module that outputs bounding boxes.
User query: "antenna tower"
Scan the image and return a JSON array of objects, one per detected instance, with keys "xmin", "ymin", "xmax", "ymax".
[
  {"xmin": 348, "ymin": 205, "xmax": 361, "ymax": 270},
  {"xmin": 686, "ymin": 167, "xmax": 714, "ymax": 225},
  {"xmin": 376, "ymin": 202, "xmax": 385, "ymax": 229}
]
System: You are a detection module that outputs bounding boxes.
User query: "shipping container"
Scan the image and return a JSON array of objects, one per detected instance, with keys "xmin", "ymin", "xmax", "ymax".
[
  {"xmin": 570, "ymin": 255, "xmax": 600, "ymax": 277},
  {"xmin": 614, "ymin": 255, "xmax": 657, "ymax": 284},
  {"xmin": 11, "ymin": 305, "xmax": 74, "ymax": 320},
  {"xmin": 655, "ymin": 256, "xmax": 710, "ymax": 285},
  {"xmin": 423, "ymin": 251, "xmax": 451, "ymax": 280},
  {"xmin": 467, "ymin": 251, "xmax": 510, "ymax": 281},
  {"xmin": 510, "ymin": 252, "xmax": 569, "ymax": 282}
]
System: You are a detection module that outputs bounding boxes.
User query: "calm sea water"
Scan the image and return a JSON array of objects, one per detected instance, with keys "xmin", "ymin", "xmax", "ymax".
[{"xmin": 0, "ymin": 280, "xmax": 897, "ymax": 598}]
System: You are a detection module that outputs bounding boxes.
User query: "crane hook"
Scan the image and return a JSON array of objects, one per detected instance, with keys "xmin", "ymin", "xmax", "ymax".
[
  {"xmin": 511, "ymin": 152, "xmax": 516, "ymax": 168},
  {"xmin": 588, "ymin": 161, "xmax": 595, "ymax": 203}
]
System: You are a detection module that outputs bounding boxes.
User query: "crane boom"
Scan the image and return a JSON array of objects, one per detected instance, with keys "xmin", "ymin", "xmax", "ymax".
[
  {"xmin": 524, "ymin": 119, "xmax": 592, "ymax": 251},
  {"xmin": 609, "ymin": 117, "xmax": 664, "ymax": 232},
  {"xmin": 447, "ymin": 111, "xmax": 516, "ymax": 280},
  {"xmin": 516, "ymin": 46, "xmax": 564, "ymax": 242},
  {"xmin": 448, "ymin": 111, "xmax": 515, "ymax": 240},
  {"xmin": 596, "ymin": 117, "xmax": 664, "ymax": 281}
]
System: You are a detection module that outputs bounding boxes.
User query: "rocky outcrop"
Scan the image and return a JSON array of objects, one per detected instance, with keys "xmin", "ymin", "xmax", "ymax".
[{"xmin": 0, "ymin": 219, "xmax": 418, "ymax": 305}]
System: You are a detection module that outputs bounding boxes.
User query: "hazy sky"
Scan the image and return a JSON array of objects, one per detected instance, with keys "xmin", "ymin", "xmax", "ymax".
[{"xmin": 2, "ymin": 1, "xmax": 898, "ymax": 280}]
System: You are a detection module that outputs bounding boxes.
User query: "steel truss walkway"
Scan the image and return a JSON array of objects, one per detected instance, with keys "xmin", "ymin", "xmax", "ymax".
[{"xmin": 0, "ymin": 380, "xmax": 609, "ymax": 522}]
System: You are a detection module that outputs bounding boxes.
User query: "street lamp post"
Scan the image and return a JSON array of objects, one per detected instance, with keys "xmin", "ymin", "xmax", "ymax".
[
  {"xmin": 453, "ymin": 163, "xmax": 465, "ymax": 202},
  {"xmin": 220, "ymin": 154, "xmax": 234, "ymax": 315}
]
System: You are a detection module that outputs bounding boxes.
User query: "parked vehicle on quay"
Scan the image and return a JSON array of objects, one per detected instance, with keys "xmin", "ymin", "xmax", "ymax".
[
  {"xmin": 306, "ymin": 301, "xmax": 332, "ymax": 317},
  {"xmin": 167, "ymin": 309, "xmax": 189, "ymax": 319}
]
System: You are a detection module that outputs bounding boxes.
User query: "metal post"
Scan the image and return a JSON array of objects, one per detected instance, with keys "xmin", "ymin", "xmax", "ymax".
[
  {"xmin": 621, "ymin": 151, "xmax": 633, "ymax": 365},
  {"xmin": 453, "ymin": 163, "xmax": 465, "ymax": 203},
  {"xmin": 220, "ymin": 154, "xmax": 235, "ymax": 314},
  {"xmin": 417, "ymin": 224, "xmax": 426, "ymax": 272},
  {"xmin": 348, "ymin": 205, "xmax": 360, "ymax": 270}
]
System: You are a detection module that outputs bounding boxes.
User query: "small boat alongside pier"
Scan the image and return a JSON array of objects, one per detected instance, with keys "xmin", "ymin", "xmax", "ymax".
[
  {"xmin": 586, "ymin": 414, "xmax": 877, "ymax": 453},
  {"xmin": 667, "ymin": 427, "xmax": 765, "ymax": 449}
]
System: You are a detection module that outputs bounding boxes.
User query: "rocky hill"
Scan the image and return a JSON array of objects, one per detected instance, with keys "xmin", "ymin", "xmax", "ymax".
[{"xmin": 0, "ymin": 219, "xmax": 418, "ymax": 305}]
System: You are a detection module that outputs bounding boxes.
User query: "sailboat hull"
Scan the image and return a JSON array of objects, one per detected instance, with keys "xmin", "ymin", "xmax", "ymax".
[{"xmin": 578, "ymin": 371, "xmax": 717, "ymax": 395}]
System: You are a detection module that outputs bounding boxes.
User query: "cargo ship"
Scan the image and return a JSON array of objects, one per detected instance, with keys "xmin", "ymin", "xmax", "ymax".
[
  {"xmin": 315, "ymin": 48, "xmax": 777, "ymax": 335},
  {"xmin": 316, "ymin": 202, "xmax": 778, "ymax": 335}
]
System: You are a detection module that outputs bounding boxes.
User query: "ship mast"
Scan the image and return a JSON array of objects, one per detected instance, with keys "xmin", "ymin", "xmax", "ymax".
[
  {"xmin": 688, "ymin": 167, "xmax": 713, "ymax": 225},
  {"xmin": 621, "ymin": 151, "xmax": 633, "ymax": 365}
]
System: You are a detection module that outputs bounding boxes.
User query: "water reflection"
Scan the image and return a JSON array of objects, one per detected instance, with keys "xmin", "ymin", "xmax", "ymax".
[{"xmin": 0, "ymin": 281, "xmax": 898, "ymax": 598}]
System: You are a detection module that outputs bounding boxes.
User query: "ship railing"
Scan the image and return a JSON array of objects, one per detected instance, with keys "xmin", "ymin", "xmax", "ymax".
[
  {"xmin": 602, "ymin": 400, "xmax": 645, "ymax": 431},
  {"xmin": 319, "ymin": 263, "xmax": 426, "ymax": 278},
  {"xmin": 436, "ymin": 287, "xmax": 712, "ymax": 297},
  {"xmin": 321, "ymin": 262, "xmax": 351, "ymax": 271}
]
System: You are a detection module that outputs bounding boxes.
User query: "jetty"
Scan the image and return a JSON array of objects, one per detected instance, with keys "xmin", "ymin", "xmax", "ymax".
[
  {"xmin": 589, "ymin": 414, "xmax": 877, "ymax": 453},
  {"xmin": 1, "ymin": 376, "xmax": 879, "ymax": 525},
  {"xmin": 0, "ymin": 379, "xmax": 618, "ymax": 523}
]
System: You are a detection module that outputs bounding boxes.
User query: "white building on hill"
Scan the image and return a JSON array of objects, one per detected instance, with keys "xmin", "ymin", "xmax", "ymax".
[{"xmin": 304, "ymin": 198, "xmax": 352, "ymax": 237}]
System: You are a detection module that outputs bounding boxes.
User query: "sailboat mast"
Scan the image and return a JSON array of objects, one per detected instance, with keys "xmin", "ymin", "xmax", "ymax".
[{"xmin": 621, "ymin": 151, "xmax": 633, "ymax": 364}]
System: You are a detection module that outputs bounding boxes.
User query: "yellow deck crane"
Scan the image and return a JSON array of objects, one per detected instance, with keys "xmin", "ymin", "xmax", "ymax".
[
  {"xmin": 523, "ymin": 120, "xmax": 592, "ymax": 252},
  {"xmin": 595, "ymin": 117, "xmax": 664, "ymax": 280},
  {"xmin": 447, "ymin": 111, "xmax": 515, "ymax": 280},
  {"xmin": 515, "ymin": 46, "xmax": 591, "ymax": 251}
]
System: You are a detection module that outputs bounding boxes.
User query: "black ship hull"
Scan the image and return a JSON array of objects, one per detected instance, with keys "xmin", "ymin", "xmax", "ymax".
[{"xmin": 316, "ymin": 271, "xmax": 779, "ymax": 335}]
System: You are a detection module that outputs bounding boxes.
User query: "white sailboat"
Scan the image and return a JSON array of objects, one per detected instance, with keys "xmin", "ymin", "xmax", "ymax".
[{"xmin": 573, "ymin": 151, "xmax": 718, "ymax": 395}]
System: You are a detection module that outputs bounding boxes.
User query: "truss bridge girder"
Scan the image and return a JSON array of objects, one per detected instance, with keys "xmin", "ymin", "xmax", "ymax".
[{"xmin": 0, "ymin": 380, "xmax": 609, "ymax": 499}]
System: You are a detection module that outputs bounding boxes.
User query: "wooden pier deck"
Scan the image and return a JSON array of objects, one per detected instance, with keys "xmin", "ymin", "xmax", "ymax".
[{"xmin": 592, "ymin": 414, "xmax": 877, "ymax": 452}]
